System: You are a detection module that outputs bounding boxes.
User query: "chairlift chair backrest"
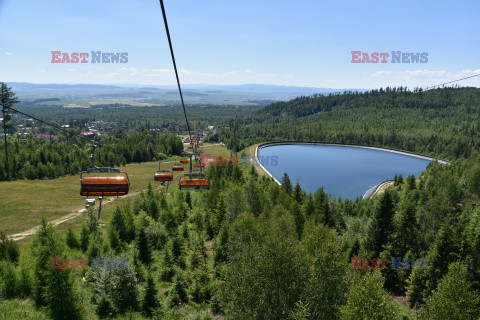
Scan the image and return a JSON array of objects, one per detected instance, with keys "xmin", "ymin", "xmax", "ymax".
[
  {"xmin": 172, "ymin": 163, "xmax": 184, "ymax": 171},
  {"xmin": 179, "ymin": 172, "xmax": 209, "ymax": 190},
  {"xmin": 154, "ymin": 170, "xmax": 174, "ymax": 182},
  {"xmin": 80, "ymin": 168, "xmax": 130, "ymax": 197}
]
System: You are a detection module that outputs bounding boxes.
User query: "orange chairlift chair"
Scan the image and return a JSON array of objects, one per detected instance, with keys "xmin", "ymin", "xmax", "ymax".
[
  {"xmin": 179, "ymin": 172, "xmax": 209, "ymax": 190},
  {"xmin": 154, "ymin": 159, "xmax": 174, "ymax": 182},
  {"xmin": 172, "ymin": 162, "xmax": 184, "ymax": 171},
  {"xmin": 80, "ymin": 145, "xmax": 130, "ymax": 198}
]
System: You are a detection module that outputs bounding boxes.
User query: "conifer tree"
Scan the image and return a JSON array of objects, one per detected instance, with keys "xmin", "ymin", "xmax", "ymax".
[
  {"xmin": 302, "ymin": 194, "xmax": 315, "ymax": 218},
  {"xmin": 339, "ymin": 270, "xmax": 398, "ymax": 320},
  {"xmin": 395, "ymin": 203, "xmax": 418, "ymax": 256},
  {"xmin": 142, "ymin": 275, "xmax": 159, "ymax": 317},
  {"xmin": 281, "ymin": 172, "xmax": 293, "ymax": 194},
  {"xmin": 185, "ymin": 191, "xmax": 192, "ymax": 209},
  {"xmin": 294, "ymin": 179, "xmax": 303, "ymax": 204},
  {"xmin": 364, "ymin": 191, "xmax": 395, "ymax": 257},
  {"xmin": 420, "ymin": 262, "xmax": 480, "ymax": 320},
  {"xmin": 314, "ymin": 187, "xmax": 333, "ymax": 227},
  {"xmin": 137, "ymin": 226, "xmax": 152, "ymax": 265},
  {"xmin": 1, "ymin": 82, "xmax": 19, "ymax": 179}
]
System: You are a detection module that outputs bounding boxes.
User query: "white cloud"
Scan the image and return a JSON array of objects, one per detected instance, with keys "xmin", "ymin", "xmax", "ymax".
[
  {"xmin": 117, "ymin": 67, "xmax": 138, "ymax": 75},
  {"xmin": 67, "ymin": 68, "xmax": 78, "ymax": 73},
  {"xmin": 151, "ymin": 68, "xmax": 173, "ymax": 73},
  {"xmin": 223, "ymin": 70, "xmax": 237, "ymax": 77},
  {"xmin": 179, "ymin": 69, "xmax": 211, "ymax": 77},
  {"xmin": 365, "ymin": 69, "xmax": 449, "ymax": 82},
  {"xmin": 106, "ymin": 73, "xmax": 121, "ymax": 77},
  {"xmin": 371, "ymin": 71, "xmax": 392, "ymax": 78},
  {"xmin": 37, "ymin": 69, "xmax": 46, "ymax": 72},
  {"xmin": 457, "ymin": 69, "xmax": 480, "ymax": 77},
  {"xmin": 256, "ymin": 73, "xmax": 293, "ymax": 78},
  {"xmin": 5, "ymin": 52, "xmax": 13, "ymax": 55},
  {"xmin": 395, "ymin": 69, "xmax": 447, "ymax": 78},
  {"xmin": 245, "ymin": 69, "xmax": 253, "ymax": 73}
]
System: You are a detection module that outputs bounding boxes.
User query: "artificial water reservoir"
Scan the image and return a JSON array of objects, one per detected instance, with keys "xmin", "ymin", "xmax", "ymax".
[{"xmin": 257, "ymin": 144, "xmax": 437, "ymax": 200}]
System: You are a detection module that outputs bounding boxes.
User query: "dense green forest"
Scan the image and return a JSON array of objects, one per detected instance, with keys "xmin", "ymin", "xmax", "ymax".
[
  {"xmin": 2, "ymin": 85, "xmax": 480, "ymax": 319},
  {"xmin": 218, "ymin": 87, "xmax": 480, "ymax": 160},
  {"xmin": 1, "ymin": 154, "xmax": 480, "ymax": 319},
  {"xmin": 0, "ymin": 131, "xmax": 184, "ymax": 181}
]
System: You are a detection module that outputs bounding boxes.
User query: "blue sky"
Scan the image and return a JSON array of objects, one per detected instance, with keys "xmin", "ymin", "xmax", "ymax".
[{"xmin": 1, "ymin": 0, "xmax": 479, "ymax": 89}]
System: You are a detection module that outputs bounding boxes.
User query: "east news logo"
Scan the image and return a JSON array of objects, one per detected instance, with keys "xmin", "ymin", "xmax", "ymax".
[
  {"xmin": 51, "ymin": 51, "xmax": 128, "ymax": 63},
  {"xmin": 351, "ymin": 51, "xmax": 428, "ymax": 63}
]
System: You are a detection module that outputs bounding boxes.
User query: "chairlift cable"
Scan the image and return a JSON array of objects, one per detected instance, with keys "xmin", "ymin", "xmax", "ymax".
[
  {"xmin": 6, "ymin": 106, "xmax": 100, "ymax": 145},
  {"xmin": 424, "ymin": 73, "xmax": 480, "ymax": 90},
  {"xmin": 158, "ymin": 0, "xmax": 193, "ymax": 143}
]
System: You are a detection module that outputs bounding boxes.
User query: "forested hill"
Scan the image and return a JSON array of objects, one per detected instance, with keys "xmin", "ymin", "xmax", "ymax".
[
  {"xmin": 256, "ymin": 87, "xmax": 480, "ymax": 120},
  {"xmin": 229, "ymin": 87, "xmax": 480, "ymax": 159}
]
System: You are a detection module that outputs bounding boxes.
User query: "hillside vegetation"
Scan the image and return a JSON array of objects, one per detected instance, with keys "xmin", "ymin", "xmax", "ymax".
[
  {"xmin": 223, "ymin": 87, "xmax": 480, "ymax": 159},
  {"xmin": 1, "ymin": 87, "xmax": 480, "ymax": 319}
]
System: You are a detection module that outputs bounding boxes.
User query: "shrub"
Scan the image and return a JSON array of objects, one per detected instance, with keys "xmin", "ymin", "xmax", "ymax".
[
  {"xmin": 168, "ymin": 270, "xmax": 188, "ymax": 307},
  {"xmin": 419, "ymin": 262, "xmax": 480, "ymax": 320},
  {"xmin": 0, "ymin": 232, "xmax": 19, "ymax": 263},
  {"xmin": 65, "ymin": 228, "xmax": 80, "ymax": 250},
  {"xmin": 92, "ymin": 263, "xmax": 139, "ymax": 314},
  {"xmin": 0, "ymin": 260, "xmax": 17, "ymax": 299}
]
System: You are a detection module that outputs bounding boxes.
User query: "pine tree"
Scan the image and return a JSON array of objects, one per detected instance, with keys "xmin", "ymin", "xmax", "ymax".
[
  {"xmin": 364, "ymin": 191, "xmax": 395, "ymax": 257},
  {"xmin": 468, "ymin": 163, "xmax": 480, "ymax": 200},
  {"xmin": 406, "ymin": 265, "xmax": 428, "ymax": 308},
  {"xmin": 185, "ymin": 191, "xmax": 192, "ymax": 209},
  {"xmin": 1, "ymin": 82, "xmax": 19, "ymax": 179},
  {"xmin": 244, "ymin": 180, "xmax": 262, "ymax": 217},
  {"xmin": 32, "ymin": 219, "xmax": 82, "ymax": 319},
  {"xmin": 137, "ymin": 226, "xmax": 152, "ymax": 265},
  {"xmin": 303, "ymin": 194, "xmax": 315, "ymax": 218},
  {"xmin": 96, "ymin": 294, "xmax": 115, "ymax": 319},
  {"xmin": 425, "ymin": 222, "xmax": 460, "ymax": 295},
  {"xmin": 420, "ymin": 262, "xmax": 480, "ymax": 320},
  {"xmin": 0, "ymin": 231, "xmax": 19, "ymax": 263},
  {"xmin": 146, "ymin": 197, "xmax": 160, "ymax": 220},
  {"xmin": 339, "ymin": 270, "xmax": 398, "ymax": 320},
  {"xmin": 80, "ymin": 224, "xmax": 90, "ymax": 252},
  {"xmin": 214, "ymin": 223, "xmax": 229, "ymax": 266},
  {"xmin": 111, "ymin": 206, "xmax": 127, "ymax": 241},
  {"xmin": 168, "ymin": 271, "xmax": 188, "ymax": 307},
  {"xmin": 281, "ymin": 172, "xmax": 293, "ymax": 194},
  {"xmin": 405, "ymin": 174, "xmax": 417, "ymax": 192},
  {"xmin": 108, "ymin": 224, "xmax": 121, "ymax": 253},
  {"xmin": 291, "ymin": 202, "xmax": 305, "ymax": 239},
  {"xmin": 347, "ymin": 237, "xmax": 360, "ymax": 260},
  {"xmin": 142, "ymin": 275, "xmax": 159, "ymax": 317},
  {"xmin": 65, "ymin": 228, "xmax": 79, "ymax": 250},
  {"xmin": 294, "ymin": 180, "xmax": 303, "ymax": 204},
  {"xmin": 395, "ymin": 203, "xmax": 418, "ymax": 256},
  {"xmin": 314, "ymin": 187, "xmax": 333, "ymax": 227}
]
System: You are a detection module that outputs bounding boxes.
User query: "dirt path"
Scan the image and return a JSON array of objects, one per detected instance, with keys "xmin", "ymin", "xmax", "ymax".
[{"xmin": 8, "ymin": 187, "xmax": 155, "ymax": 242}]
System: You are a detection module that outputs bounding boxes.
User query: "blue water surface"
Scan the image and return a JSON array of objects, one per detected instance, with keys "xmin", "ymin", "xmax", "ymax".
[{"xmin": 258, "ymin": 144, "xmax": 432, "ymax": 200}]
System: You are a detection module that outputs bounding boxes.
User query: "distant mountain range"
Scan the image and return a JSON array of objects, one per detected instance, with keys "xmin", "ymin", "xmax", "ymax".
[{"xmin": 6, "ymin": 82, "xmax": 367, "ymax": 106}]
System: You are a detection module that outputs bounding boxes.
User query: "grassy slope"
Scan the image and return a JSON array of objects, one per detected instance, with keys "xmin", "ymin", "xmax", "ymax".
[{"xmin": 0, "ymin": 144, "xmax": 230, "ymax": 242}]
